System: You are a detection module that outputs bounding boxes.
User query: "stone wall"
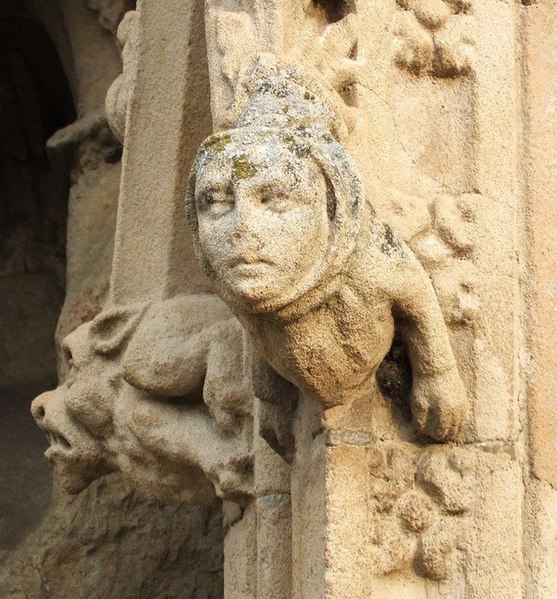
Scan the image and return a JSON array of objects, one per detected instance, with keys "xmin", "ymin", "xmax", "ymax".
[{"xmin": 0, "ymin": 2, "xmax": 224, "ymax": 597}]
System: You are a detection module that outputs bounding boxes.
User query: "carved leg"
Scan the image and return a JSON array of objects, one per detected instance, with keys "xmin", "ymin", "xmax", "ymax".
[{"xmin": 393, "ymin": 265, "xmax": 468, "ymax": 441}]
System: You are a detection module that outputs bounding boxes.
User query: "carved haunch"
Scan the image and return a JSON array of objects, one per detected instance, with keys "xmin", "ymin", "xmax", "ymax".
[{"xmin": 186, "ymin": 62, "xmax": 468, "ymax": 442}]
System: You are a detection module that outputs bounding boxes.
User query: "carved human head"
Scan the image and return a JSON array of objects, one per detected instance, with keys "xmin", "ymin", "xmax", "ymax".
[{"xmin": 186, "ymin": 62, "xmax": 365, "ymax": 314}]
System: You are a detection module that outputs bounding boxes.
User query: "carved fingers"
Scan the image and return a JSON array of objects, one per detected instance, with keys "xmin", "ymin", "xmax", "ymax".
[{"xmin": 411, "ymin": 368, "xmax": 469, "ymax": 441}]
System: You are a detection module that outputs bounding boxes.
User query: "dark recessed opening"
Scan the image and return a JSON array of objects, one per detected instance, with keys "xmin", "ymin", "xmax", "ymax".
[
  {"xmin": 312, "ymin": 0, "xmax": 356, "ymax": 24},
  {"xmin": 0, "ymin": 1, "xmax": 75, "ymax": 557}
]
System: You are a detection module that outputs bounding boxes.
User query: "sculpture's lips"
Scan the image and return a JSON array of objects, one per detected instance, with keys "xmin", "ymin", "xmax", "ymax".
[
  {"xmin": 229, "ymin": 255, "xmax": 272, "ymax": 266},
  {"xmin": 42, "ymin": 428, "xmax": 72, "ymax": 461},
  {"xmin": 228, "ymin": 257, "xmax": 273, "ymax": 274}
]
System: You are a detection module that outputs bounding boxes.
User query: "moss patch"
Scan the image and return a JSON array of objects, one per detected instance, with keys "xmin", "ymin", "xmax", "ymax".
[
  {"xmin": 204, "ymin": 133, "xmax": 232, "ymax": 153},
  {"xmin": 233, "ymin": 155, "xmax": 257, "ymax": 179}
]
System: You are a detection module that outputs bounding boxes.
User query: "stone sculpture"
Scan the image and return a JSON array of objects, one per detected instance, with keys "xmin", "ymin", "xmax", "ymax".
[
  {"xmin": 31, "ymin": 295, "xmax": 254, "ymax": 504},
  {"xmin": 186, "ymin": 62, "xmax": 468, "ymax": 442},
  {"xmin": 18, "ymin": 0, "xmax": 551, "ymax": 594}
]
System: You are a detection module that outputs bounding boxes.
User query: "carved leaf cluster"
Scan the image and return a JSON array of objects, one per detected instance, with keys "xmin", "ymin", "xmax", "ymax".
[
  {"xmin": 394, "ymin": 0, "xmax": 475, "ymax": 77},
  {"xmin": 400, "ymin": 192, "xmax": 481, "ymax": 326},
  {"xmin": 368, "ymin": 443, "xmax": 474, "ymax": 579}
]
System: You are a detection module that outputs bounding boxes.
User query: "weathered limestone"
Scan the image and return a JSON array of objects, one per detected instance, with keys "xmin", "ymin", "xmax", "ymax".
[
  {"xmin": 1, "ymin": 2, "xmax": 224, "ymax": 597},
  {"xmin": 19, "ymin": 0, "xmax": 557, "ymax": 597},
  {"xmin": 186, "ymin": 62, "xmax": 468, "ymax": 443},
  {"xmin": 521, "ymin": 3, "xmax": 557, "ymax": 597}
]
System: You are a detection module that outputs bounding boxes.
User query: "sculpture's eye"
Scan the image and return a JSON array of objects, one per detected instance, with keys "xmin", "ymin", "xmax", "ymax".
[
  {"xmin": 260, "ymin": 192, "xmax": 292, "ymax": 213},
  {"xmin": 198, "ymin": 190, "xmax": 235, "ymax": 216},
  {"xmin": 62, "ymin": 343, "xmax": 74, "ymax": 369},
  {"xmin": 64, "ymin": 353, "xmax": 77, "ymax": 388}
]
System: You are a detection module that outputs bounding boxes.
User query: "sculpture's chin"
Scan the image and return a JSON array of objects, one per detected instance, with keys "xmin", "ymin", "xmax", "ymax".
[
  {"xmin": 47, "ymin": 450, "xmax": 114, "ymax": 495},
  {"xmin": 224, "ymin": 278, "xmax": 277, "ymax": 306},
  {"xmin": 219, "ymin": 273, "xmax": 291, "ymax": 312},
  {"xmin": 54, "ymin": 461, "xmax": 105, "ymax": 495}
]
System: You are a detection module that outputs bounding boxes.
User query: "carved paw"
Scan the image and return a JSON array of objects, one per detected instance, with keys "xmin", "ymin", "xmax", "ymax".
[{"xmin": 411, "ymin": 369, "xmax": 468, "ymax": 441}]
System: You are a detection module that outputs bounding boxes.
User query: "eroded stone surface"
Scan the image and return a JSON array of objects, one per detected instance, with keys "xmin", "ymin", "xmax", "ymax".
[
  {"xmin": 32, "ymin": 295, "xmax": 254, "ymax": 504},
  {"xmin": 16, "ymin": 0, "xmax": 557, "ymax": 596},
  {"xmin": 187, "ymin": 60, "xmax": 468, "ymax": 444},
  {"xmin": 0, "ymin": 474, "xmax": 224, "ymax": 599}
]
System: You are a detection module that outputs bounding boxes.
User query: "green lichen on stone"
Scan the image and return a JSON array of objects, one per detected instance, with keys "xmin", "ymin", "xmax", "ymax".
[
  {"xmin": 292, "ymin": 143, "xmax": 311, "ymax": 158},
  {"xmin": 204, "ymin": 133, "xmax": 232, "ymax": 153},
  {"xmin": 234, "ymin": 155, "xmax": 257, "ymax": 179}
]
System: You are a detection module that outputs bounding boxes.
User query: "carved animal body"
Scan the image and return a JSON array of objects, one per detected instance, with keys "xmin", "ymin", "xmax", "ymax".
[
  {"xmin": 188, "ymin": 124, "xmax": 468, "ymax": 443},
  {"xmin": 31, "ymin": 295, "xmax": 254, "ymax": 503},
  {"xmin": 236, "ymin": 201, "xmax": 467, "ymax": 442}
]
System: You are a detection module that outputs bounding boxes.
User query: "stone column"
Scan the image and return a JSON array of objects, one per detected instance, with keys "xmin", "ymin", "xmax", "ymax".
[{"xmin": 108, "ymin": 0, "xmax": 213, "ymax": 304}]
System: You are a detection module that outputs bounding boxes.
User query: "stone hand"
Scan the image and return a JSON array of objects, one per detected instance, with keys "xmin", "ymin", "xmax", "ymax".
[{"xmin": 411, "ymin": 368, "xmax": 468, "ymax": 442}]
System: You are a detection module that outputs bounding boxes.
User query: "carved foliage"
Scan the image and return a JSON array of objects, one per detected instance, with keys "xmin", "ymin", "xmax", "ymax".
[
  {"xmin": 411, "ymin": 193, "xmax": 481, "ymax": 326},
  {"xmin": 368, "ymin": 443, "xmax": 474, "ymax": 579},
  {"xmin": 394, "ymin": 0, "xmax": 475, "ymax": 77},
  {"xmin": 385, "ymin": 189, "xmax": 481, "ymax": 327}
]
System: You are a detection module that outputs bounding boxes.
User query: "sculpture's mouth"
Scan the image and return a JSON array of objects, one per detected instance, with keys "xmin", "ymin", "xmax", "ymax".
[
  {"xmin": 39, "ymin": 421, "xmax": 111, "ymax": 494},
  {"xmin": 229, "ymin": 254, "xmax": 273, "ymax": 268},
  {"xmin": 43, "ymin": 427, "xmax": 73, "ymax": 462},
  {"xmin": 44, "ymin": 430, "xmax": 72, "ymax": 461},
  {"xmin": 231, "ymin": 261, "xmax": 271, "ymax": 274},
  {"xmin": 226, "ymin": 256, "xmax": 275, "ymax": 282}
]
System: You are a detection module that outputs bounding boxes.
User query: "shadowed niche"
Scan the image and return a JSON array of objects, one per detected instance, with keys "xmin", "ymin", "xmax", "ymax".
[{"xmin": 312, "ymin": 0, "xmax": 355, "ymax": 23}]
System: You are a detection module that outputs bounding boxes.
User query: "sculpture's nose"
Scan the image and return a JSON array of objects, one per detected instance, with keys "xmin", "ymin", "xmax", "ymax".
[
  {"xmin": 31, "ymin": 390, "xmax": 54, "ymax": 424},
  {"xmin": 230, "ymin": 192, "xmax": 262, "ymax": 243}
]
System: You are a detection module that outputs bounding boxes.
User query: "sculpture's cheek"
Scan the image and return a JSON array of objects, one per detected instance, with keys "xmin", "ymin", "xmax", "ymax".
[{"xmin": 66, "ymin": 377, "xmax": 115, "ymax": 434}]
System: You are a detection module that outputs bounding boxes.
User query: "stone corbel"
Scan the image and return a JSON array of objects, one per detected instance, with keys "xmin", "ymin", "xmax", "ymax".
[
  {"xmin": 186, "ymin": 57, "xmax": 468, "ymax": 445},
  {"xmin": 32, "ymin": 294, "xmax": 255, "ymax": 505}
]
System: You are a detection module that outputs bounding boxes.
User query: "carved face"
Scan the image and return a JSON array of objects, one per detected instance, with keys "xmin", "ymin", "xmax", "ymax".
[
  {"xmin": 31, "ymin": 322, "xmax": 115, "ymax": 494},
  {"xmin": 31, "ymin": 298, "xmax": 254, "ymax": 503},
  {"xmin": 194, "ymin": 135, "xmax": 331, "ymax": 308}
]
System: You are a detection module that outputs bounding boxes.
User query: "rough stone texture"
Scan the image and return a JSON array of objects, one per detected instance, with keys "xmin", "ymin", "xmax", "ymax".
[
  {"xmin": 54, "ymin": 143, "xmax": 120, "ymax": 355},
  {"xmin": 0, "ymin": 474, "xmax": 224, "ymax": 599},
  {"xmin": 186, "ymin": 61, "xmax": 468, "ymax": 444},
  {"xmin": 31, "ymin": 296, "xmax": 253, "ymax": 504},
  {"xmin": 105, "ymin": 10, "xmax": 138, "ymax": 142},
  {"xmin": 521, "ymin": 3, "xmax": 557, "ymax": 597},
  {"xmin": 1, "ymin": 3, "xmax": 225, "ymax": 597},
  {"xmin": 8, "ymin": 0, "xmax": 557, "ymax": 597},
  {"xmin": 107, "ymin": 0, "xmax": 213, "ymax": 303}
]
